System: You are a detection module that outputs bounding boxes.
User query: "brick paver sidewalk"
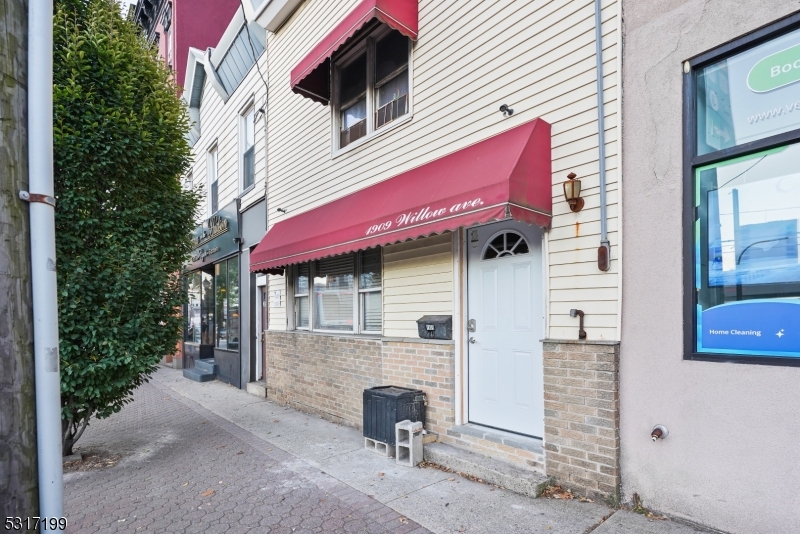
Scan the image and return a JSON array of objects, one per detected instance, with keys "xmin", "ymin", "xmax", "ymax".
[{"xmin": 63, "ymin": 380, "xmax": 428, "ymax": 534}]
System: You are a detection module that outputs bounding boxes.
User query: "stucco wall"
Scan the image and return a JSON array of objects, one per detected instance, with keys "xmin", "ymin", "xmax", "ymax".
[{"xmin": 620, "ymin": 2, "xmax": 800, "ymax": 532}]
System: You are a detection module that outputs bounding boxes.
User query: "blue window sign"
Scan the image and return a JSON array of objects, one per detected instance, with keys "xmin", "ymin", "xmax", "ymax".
[{"xmin": 694, "ymin": 145, "xmax": 800, "ymax": 358}]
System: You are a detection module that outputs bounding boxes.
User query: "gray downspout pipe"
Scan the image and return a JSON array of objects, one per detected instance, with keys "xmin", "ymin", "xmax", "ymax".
[
  {"xmin": 26, "ymin": 0, "xmax": 65, "ymax": 522},
  {"xmin": 594, "ymin": 0, "xmax": 611, "ymax": 271}
]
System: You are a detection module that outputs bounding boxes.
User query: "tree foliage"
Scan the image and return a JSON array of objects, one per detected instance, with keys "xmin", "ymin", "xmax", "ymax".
[{"xmin": 53, "ymin": 0, "xmax": 199, "ymax": 455}]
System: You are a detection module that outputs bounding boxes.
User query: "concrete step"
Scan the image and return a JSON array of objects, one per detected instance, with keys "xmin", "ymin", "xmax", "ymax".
[
  {"xmin": 423, "ymin": 441, "xmax": 551, "ymax": 499},
  {"xmin": 182, "ymin": 367, "xmax": 216, "ymax": 383},
  {"xmin": 246, "ymin": 381, "xmax": 267, "ymax": 398},
  {"xmin": 194, "ymin": 358, "xmax": 218, "ymax": 374}
]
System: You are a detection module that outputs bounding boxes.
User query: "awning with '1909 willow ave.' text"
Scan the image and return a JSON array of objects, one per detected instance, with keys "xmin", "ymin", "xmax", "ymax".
[
  {"xmin": 290, "ymin": 0, "xmax": 418, "ymax": 105},
  {"xmin": 250, "ymin": 118, "xmax": 552, "ymax": 275}
]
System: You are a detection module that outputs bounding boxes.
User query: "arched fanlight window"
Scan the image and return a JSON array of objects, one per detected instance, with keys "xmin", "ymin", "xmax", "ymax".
[{"xmin": 482, "ymin": 231, "xmax": 530, "ymax": 260}]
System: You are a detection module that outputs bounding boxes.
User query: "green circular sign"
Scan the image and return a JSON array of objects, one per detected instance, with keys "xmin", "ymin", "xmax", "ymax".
[{"xmin": 747, "ymin": 43, "xmax": 800, "ymax": 93}]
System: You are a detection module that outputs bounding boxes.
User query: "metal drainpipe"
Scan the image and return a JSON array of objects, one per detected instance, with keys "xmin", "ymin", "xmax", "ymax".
[
  {"xmin": 594, "ymin": 0, "xmax": 611, "ymax": 271},
  {"xmin": 268, "ymin": 40, "xmax": 271, "ymax": 233},
  {"xmin": 26, "ymin": 0, "xmax": 65, "ymax": 522}
]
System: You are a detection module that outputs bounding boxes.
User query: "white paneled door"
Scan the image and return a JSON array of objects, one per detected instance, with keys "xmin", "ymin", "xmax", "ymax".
[{"xmin": 467, "ymin": 220, "xmax": 544, "ymax": 438}]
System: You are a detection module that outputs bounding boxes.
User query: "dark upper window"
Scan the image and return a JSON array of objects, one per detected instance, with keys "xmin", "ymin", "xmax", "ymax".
[
  {"xmin": 242, "ymin": 107, "xmax": 256, "ymax": 191},
  {"xmin": 208, "ymin": 146, "xmax": 218, "ymax": 215},
  {"xmin": 685, "ymin": 16, "xmax": 800, "ymax": 365},
  {"xmin": 334, "ymin": 28, "xmax": 410, "ymax": 149}
]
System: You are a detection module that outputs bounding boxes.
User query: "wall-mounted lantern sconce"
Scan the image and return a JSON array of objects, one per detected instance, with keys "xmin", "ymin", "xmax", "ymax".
[
  {"xmin": 563, "ymin": 172, "xmax": 584, "ymax": 213},
  {"xmin": 569, "ymin": 309, "xmax": 587, "ymax": 340}
]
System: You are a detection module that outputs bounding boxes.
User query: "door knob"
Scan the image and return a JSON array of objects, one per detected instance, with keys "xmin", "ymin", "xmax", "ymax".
[{"xmin": 469, "ymin": 337, "xmax": 476, "ymax": 344}]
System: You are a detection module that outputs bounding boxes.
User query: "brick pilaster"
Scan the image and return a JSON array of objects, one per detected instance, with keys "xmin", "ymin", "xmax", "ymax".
[{"xmin": 542, "ymin": 340, "xmax": 620, "ymax": 499}]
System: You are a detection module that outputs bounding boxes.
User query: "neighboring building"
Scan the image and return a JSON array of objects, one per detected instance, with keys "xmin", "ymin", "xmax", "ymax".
[
  {"xmin": 132, "ymin": 0, "xmax": 240, "ymax": 89},
  {"xmin": 179, "ymin": 6, "xmax": 268, "ymax": 390},
  {"xmin": 132, "ymin": 0, "xmax": 242, "ymax": 369},
  {"xmin": 620, "ymin": 2, "xmax": 800, "ymax": 533},
  {"xmin": 241, "ymin": 0, "xmax": 625, "ymax": 500}
]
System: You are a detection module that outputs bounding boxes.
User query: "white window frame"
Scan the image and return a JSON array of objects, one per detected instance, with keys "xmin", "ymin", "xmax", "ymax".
[
  {"xmin": 293, "ymin": 263, "xmax": 310, "ymax": 331},
  {"xmin": 358, "ymin": 249, "xmax": 383, "ymax": 333},
  {"xmin": 288, "ymin": 250, "xmax": 382, "ymax": 336},
  {"xmin": 331, "ymin": 26, "xmax": 413, "ymax": 156},
  {"xmin": 239, "ymin": 101, "xmax": 256, "ymax": 195},
  {"xmin": 207, "ymin": 144, "xmax": 218, "ymax": 217}
]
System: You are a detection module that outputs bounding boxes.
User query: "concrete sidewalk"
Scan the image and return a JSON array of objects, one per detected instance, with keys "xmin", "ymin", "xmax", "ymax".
[{"xmin": 143, "ymin": 367, "xmax": 712, "ymax": 534}]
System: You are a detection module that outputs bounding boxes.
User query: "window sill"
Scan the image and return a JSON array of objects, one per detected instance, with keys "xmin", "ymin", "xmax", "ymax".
[
  {"xmin": 239, "ymin": 184, "xmax": 256, "ymax": 198},
  {"xmin": 332, "ymin": 113, "xmax": 413, "ymax": 159},
  {"xmin": 286, "ymin": 329, "xmax": 382, "ymax": 340},
  {"xmin": 276, "ymin": 331, "xmax": 456, "ymax": 345}
]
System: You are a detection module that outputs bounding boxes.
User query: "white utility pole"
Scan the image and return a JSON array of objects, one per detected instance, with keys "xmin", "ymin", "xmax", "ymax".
[{"xmin": 25, "ymin": 0, "xmax": 64, "ymax": 525}]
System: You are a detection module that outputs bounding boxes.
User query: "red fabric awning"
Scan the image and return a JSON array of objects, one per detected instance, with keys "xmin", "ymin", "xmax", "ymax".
[
  {"xmin": 250, "ymin": 118, "xmax": 551, "ymax": 274},
  {"xmin": 290, "ymin": 0, "xmax": 418, "ymax": 105}
]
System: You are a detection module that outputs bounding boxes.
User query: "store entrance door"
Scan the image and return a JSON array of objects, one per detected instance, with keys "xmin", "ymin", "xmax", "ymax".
[{"xmin": 467, "ymin": 220, "xmax": 544, "ymax": 438}]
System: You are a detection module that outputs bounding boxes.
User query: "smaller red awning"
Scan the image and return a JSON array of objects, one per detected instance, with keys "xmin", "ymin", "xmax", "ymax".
[
  {"xmin": 290, "ymin": 0, "xmax": 418, "ymax": 105},
  {"xmin": 250, "ymin": 119, "xmax": 551, "ymax": 274}
]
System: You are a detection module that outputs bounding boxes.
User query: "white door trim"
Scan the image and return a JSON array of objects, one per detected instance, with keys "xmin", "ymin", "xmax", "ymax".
[
  {"xmin": 465, "ymin": 219, "xmax": 546, "ymax": 437},
  {"xmin": 453, "ymin": 228, "xmax": 465, "ymax": 426}
]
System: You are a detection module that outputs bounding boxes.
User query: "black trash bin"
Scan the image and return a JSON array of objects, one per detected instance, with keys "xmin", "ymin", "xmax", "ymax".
[{"xmin": 363, "ymin": 386, "xmax": 426, "ymax": 446}]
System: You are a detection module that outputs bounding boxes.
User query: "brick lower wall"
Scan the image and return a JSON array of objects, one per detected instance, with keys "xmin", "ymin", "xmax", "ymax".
[
  {"xmin": 265, "ymin": 332, "xmax": 621, "ymax": 494},
  {"xmin": 264, "ymin": 332, "xmax": 455, "ymax": 431},
  {"xmin": 542, "ymin": 340, "xmax": 620, "ymax": 499},
  {"xmin": 265, "ymin": 332, "xmax": 383, "ymax": 426},
  {"xmin": 381, "ymin": 341, "xmax": 455, "ymax": 436}
]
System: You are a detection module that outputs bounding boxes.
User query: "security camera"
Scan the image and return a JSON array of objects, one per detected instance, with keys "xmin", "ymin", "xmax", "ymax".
[{"xmin": 499, "ymin": 104, "xmax": 514, "ymax": 116}]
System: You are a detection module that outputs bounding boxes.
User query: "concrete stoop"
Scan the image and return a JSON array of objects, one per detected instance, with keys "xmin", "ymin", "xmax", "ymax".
[
  {"xmin": 423, "ymin": 441, "xmax": 551, "ymax": 499},
  {"xmin": 246, "ymin": 380, "xmax": 267, "ymax": 398},
  {"xmin": 183, "ymin": 359, "xmax": 217, "ymax": 383}
]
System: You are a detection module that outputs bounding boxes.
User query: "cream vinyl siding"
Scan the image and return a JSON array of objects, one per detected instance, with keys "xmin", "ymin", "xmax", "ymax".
[
  {"xmin": 186, "ymin": 50, "xmax": 268, "ymax": 218},
  {"xmin": 266, "ymin": 0, "xmax": 621, "ymax": 340},
  {"xmin": 267, "ymin": 274, "xmax": 287, "ymax": 330},
  {"xmin": 383, "ymin": 234, "xmax": 453, "ymax": 338}
]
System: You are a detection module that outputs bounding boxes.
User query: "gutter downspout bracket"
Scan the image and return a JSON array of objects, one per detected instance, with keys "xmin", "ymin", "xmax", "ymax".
[{"xmin": 19, "ymin": 191, "xmax": 56, "ymax": 207}]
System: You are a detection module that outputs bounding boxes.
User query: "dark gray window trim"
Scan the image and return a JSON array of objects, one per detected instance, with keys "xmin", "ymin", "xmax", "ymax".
[{"xmin": 682, "ymin": 12, "xmax": 800, "ymax": 367}]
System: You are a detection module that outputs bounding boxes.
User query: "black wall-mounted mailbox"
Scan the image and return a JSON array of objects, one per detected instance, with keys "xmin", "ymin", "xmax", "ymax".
[{"xmin": 416, "ymin": 315, "xmax": 452, "ymax": 340}]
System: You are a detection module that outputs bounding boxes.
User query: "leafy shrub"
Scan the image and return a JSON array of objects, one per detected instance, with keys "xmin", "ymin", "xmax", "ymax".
[{"xmin": 53, "ymin": 0, "xmax": 199, "ymax": 455}]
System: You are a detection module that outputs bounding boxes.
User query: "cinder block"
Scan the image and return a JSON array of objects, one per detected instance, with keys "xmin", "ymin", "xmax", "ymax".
[
  {"xmin": 395, "ymin": 420, "xmax": 423, "ymax": 467},
  {"xmin": 365, "ymin": 437, "xmax": 395, "ymax": 458}
]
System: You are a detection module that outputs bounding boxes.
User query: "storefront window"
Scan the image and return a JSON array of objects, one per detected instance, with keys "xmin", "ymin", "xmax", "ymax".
[
  {"xmin": 688, "ymin": 19, "xmax": 800, "ymax": 363},
  {"xmin": 695, "ymin": 145, "xmax": 800, "ymax": 357},
  {"xmin": 228, "ymin": 259, "xmax": 240, "ymax": 349},
  {"xmin": 185, "ymin": 270, "xmax": 215, "ymax": 344},
  {"xmin": 215, "ymin": 261, "xmax": 228, "ymax": 348},
  {"xmin": 200, "ymin": 270, "xmax": 214, "ymax": 345},
  {"xmin": 186, "ymin": 272, "xmax": 201, "ymax": 343},
  {"xmin": 696, "ymin": 27, "xmax": 800, "ymax": 155},
  {"xmin": 214, "ymin": 257, "xmax": 239, "ymax": 350}
]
